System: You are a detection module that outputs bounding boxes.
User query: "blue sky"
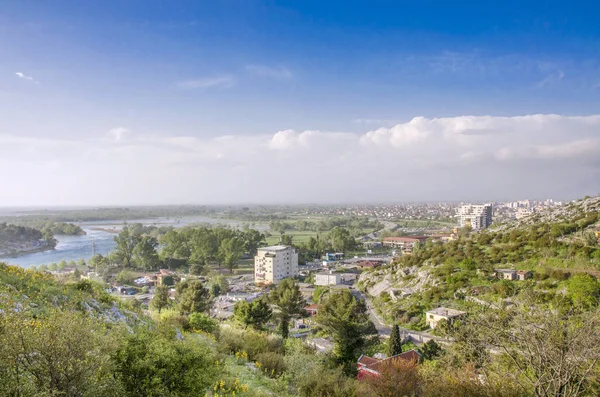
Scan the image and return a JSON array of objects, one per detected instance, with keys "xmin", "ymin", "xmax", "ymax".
[{"xmin": 1, "ymin": 1, "xmax": 600, "ymax": 205}]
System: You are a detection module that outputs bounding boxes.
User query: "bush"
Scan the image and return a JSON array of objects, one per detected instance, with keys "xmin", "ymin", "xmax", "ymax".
[
  {"xmin": 189, "ymin": 313, "xmax": 219, "ymax": 334},
  {"xmin": 297, "ymin": 366, "xmax": 357, "ymax": 397},
  {"xmin": 160, "ymin": 311, "xmax": 190, "ymax": 331},
  {"xmin": 218, "ymin": 328, "xmax": 283, "ymax": 361},
  {"xmin": 116, "ymin": 270, "xmax": 135, "ymax": 285},
  {"xmin": 255, "ymin": 352, "xmax": 286, "ymax": 378}
]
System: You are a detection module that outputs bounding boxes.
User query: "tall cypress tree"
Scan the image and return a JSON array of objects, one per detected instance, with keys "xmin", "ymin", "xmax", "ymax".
[{"xmin": 388, "ymin": 324, "xmax": 403, "ymax": 357}]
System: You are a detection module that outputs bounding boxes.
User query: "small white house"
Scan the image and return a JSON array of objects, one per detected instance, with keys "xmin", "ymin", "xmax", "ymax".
[
  {"xmin": 425, "ymin": 307, "xmax": 466, "ymax": 329},
  {"xmin": 315, "ymin": 272, "xmax": 342, "ymax": 286}
]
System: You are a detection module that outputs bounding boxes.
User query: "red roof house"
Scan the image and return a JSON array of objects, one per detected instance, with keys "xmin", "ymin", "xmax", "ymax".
[{"xmin": 357, "ymin": 350, "xmax": 422, "ymax": 380}]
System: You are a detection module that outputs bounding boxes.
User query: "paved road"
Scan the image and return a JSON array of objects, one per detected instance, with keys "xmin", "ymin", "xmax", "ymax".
[
  {"xmin": 354, "ymin": 290, "xmax": 391, "ymax": 336},
  {"xmin": 356, "ymin": 290, "xmax": 445, "ymax": 344}
]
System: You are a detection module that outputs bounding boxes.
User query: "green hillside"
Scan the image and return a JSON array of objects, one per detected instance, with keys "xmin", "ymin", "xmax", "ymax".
[{"xmin": 359, "ymin": 196, "xmax": 600, "ymax": 330}]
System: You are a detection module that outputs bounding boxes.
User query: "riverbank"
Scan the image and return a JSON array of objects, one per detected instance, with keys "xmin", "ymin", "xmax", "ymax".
[{"xmin": 0, "ymin": 244, "xmax": 55, "ymax": 259}]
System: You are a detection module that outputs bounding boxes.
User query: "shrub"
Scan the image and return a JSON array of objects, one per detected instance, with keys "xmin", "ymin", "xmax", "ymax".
[
  {"xmin": 189, "ymin": 313, "xmax": 219, "ymax": 334},
  {"xmin": 160, "ymin": 311, "xmax": 190, "ymax": 331},
  {"xmin": 255, "ymin": 352, "xmax": 286, "ymax": 378}
]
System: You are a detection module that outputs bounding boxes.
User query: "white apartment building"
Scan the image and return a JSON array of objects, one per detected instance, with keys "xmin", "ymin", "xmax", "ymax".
[
  {"xmin": 457, "ymin": 204, "xmax": 493, "ymax": 230},
  {"xmin": 315, "ymin": 272, "xmax": 342, "ymax": 286},
  {"xmin": 254, "ymin": 245, "xmax": 298, "ymax": 285}
]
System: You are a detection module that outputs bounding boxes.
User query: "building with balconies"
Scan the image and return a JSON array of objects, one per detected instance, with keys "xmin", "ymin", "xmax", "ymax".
[{"xmin": 254, "ymin": 245, "xmax": 298, "ymax": 285}]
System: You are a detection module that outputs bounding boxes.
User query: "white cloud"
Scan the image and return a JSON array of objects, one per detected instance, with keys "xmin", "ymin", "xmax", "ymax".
[
  {"xmin": 246, "ymin": 65, "xmax": 292, "ymax": 79},
  {"xmin": 176, "ymin": 75, "xmax": 234, "ymax": 89},
  {"xmin": 107, "ymin": 127, "xmax": 130, "ymax": 142},
  {"xmin": 15, "ymin": 72, "xmax": 39, "ymax": 83},
  {"xmin": 1, "ymin": 114, "xmax": 599, "ymax": 205}
]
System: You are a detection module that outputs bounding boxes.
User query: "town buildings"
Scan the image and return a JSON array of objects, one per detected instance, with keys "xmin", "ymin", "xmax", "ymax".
[
  {"xmin": 457, "ymin": 204, "xmax": 493, "ymax": 230},
  {"xmin": 382, "ymin": 236, "xmax": 428, "ymax": 254},
  {"xmin": 425, "ymin": 307, "xmax": 466, "ymax": 329},
  {"xmin": 254, "ymin": 245, "xmax": 298, "ymax": 284}
]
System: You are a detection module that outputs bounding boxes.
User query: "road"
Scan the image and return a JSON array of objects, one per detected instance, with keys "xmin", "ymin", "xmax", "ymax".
[
  {"xmin": 353, "ymin": 289, "xmax": 391, "ymax": 336},
  {"xmin": 355, "ymin": 289, "xmax": 445, "ymax": 345}
]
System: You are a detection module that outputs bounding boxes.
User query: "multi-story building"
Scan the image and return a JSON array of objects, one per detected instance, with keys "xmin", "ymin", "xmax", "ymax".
[
  {"xmin": 457, "ymin": 204, "xmax": 493, "ymax": 230},
  {"xmin": 254, "ymin": 245, "xmax": 298, "ymax": 285}
]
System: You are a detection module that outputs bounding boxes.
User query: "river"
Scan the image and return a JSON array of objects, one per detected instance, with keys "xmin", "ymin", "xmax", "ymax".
[{"xmin": 3, "ymin": 216, "xmax": 268, "ymax": 268}]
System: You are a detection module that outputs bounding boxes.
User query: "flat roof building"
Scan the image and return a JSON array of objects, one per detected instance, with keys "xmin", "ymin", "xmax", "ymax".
[
  {"xmin": 425, "ymin": 307, "xmax": 467, "ymax": 329},
  {"xmin": 457, "ymin": 204, "xmax": 493, "ymax": 231},
  {"xmin": 315, "ymin": 272, "xmax": 342, "ymax": 286},
  {"xmin": 254, "ymin": 245, "xmax": 298, "ymax": 285}
]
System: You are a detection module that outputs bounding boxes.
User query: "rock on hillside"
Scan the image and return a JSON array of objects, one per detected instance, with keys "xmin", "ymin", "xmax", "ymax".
[{"xmin": 359, "ymin": 264, "xmax": 439, "ymax": 297}]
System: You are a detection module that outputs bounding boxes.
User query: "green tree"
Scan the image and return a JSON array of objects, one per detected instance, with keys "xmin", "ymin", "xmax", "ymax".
[
  {"xmin": 269, "ymin": 278, "xmax": 307, "ymax": 338},
  {"xmin": 388, "ymin": 324, "xmax": 403, "ymax": 357},
  {"xmin": 233, "ymin": 298, "xmax": 272, "ymax": 330},
  {"xmin": 315, "ymin": 290, "xmax": 376, "ymax": 365},
  {"xmin": 116, "ymin": 270, "xmax": 134, "ymax": 285},
  {"xmin": 218, "ymin": 237, "xmax": 245, "ymax": 273},
  {"xmin": 280, "ymin": 234, "xmax": 294, "ymax": 246},
  {"xmin": 567, "ymin": 274, "xmax": 600, "ymax": 309},
  {"xmin": 111, "ymin": 329, "xmax": 219, "ymax": 396},
  {"xmin": 188, "ymin": 313, "xmax": 219, "ymax": 333},
  {"xmin": 0, "ymin": 308, "xmax": 121, "ymax": 396},
  {"xmin": 176, "ymin": 280, "xmax": 210, "ymax": 315},
  {"xmin": 151, "ymin": 285, "xmax": 170, "ymax": 314},
  {"xmin": 328, "ymin": 227, "xmax": 357, "ymax": 253},
  {"xmin": 160, "ymin": 229, "xmax": 191, "ymax": 264},
  {"xmin": 133, "ymin": 235, "xmax": 160, "ymax": 270},
  {"xmin": 113, "ymin": 227, "xmax": 139, "ymax": 268},
  {"xmin": 420, "ymin": 339, "xmax": 442, "ymax": 361}
]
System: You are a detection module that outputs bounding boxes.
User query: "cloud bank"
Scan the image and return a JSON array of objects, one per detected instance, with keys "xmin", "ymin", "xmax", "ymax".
[{"xmin": 1, "ymin": 114, "xmax": 599, "ymax": 205}]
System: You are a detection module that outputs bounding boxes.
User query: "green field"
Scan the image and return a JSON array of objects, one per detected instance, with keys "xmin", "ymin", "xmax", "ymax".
[{"xmin": 264, "ymin": 231, "xmax": 321, "ymax": 246}]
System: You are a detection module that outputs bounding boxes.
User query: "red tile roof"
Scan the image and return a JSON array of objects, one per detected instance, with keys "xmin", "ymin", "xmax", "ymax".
[{"xmin": 357, "ymin": 350, "xmax": 422, "ymax": 376}]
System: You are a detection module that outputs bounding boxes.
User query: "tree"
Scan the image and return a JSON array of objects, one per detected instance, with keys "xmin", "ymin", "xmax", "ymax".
[
  {"xmin": 241, "ymin": 229, "xmax": 266, "ymax": 255},
  {"xmin": 133, "ymin": 235, "xmax": 160, "ymax": 270},
  {"xmin": 151, "ymin": 285, "xmax": 170, "ymax": 314},
  {"xmin": 160, "ymin": 229, "xmax": 191, "ymax": 264},
  {"xmin": 453, "ymin": 297, "xmax": 600, "ymax": 397},
  {"xmin": 388, "ymin": 324, "xmax": 403, "ymax": 357},
  {"xmin": 420, "ymin": 340, "xmax": 442, "ymax": 361},
  {"xmin": 233, "ymin": 298, "xmax": 272, "ymax": 330},
  {"xmin": 188, "ymin": 313, "xmax": 219, "ymax": 333},
  {"xmin": 280, "ymin": 234, "xmax": 294, "ymax": 246},
  {"xmin": 116, "ymin": 270, "xmax": 134, "ymax": 285},
  {"xmin": 314, "ymin": 290, "xmax": 376, "ymax": 365},
  {"xmin": 218, "ymin": 237, "xmax": 245, "ymax": 273},
  {"xmin": 0, "ymin": 308, "xmax": 121, "ymax": 396},
  {"xmin": 357, "ymin": 357, "xmax": 421, "ymax": 397},
  {"xmin": 566, "ymin": 274, "xmax": 600, "ymax": 309},
  {"xmin": 328, "ymin": 227, "xmax": 357, "ymax": 253},
  {"xmin": 57, "ymin": 260, "xmax": 67, "ymax": 270},
  {"xmin": 269, "ymin": 278, "xmax": 307, "ymax": 338},
  {"xmin": 76, "ymin": 258, "xmax": 86, "ymax": 267},
  {"xmin": 176, "ymin": 280, "xmax": 210, "ymax": 315},
  {"xmin": 113, "ymin": 227, "xmax": 139, "ymax": 268},
  {"xmin": 111, "ymin": 329, "xmax": 219, "ymax": 396}
]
